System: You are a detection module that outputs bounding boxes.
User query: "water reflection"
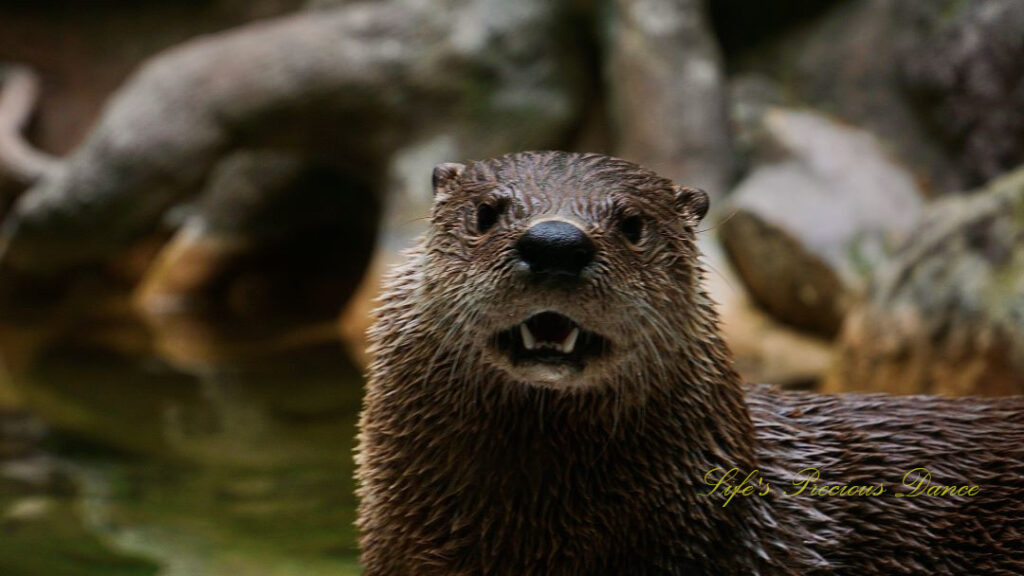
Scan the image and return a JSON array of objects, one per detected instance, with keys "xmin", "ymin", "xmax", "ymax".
[{"xmin": 0, "ymin": 306, "xmax": 364, "ymax": 575}]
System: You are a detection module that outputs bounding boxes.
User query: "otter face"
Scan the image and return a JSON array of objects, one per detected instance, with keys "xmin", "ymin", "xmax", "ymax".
[{"xmin": 424, "ymin": 152, "xmax": 709, "ymax": 390}]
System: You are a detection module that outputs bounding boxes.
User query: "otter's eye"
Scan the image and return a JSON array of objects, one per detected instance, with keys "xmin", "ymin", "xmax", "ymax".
[
  {"xmin": 619, "ymin": 215, "xmax": 645, "ymax": 244},
  {"xmin": 475, "ymin": 202, "xmax": 501, "ymax": 234}
]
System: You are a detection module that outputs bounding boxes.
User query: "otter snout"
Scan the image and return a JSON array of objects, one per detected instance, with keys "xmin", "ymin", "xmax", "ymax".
[{"xmin": 515, "ymin": 219, "xmax": 595, "ymax": 278}]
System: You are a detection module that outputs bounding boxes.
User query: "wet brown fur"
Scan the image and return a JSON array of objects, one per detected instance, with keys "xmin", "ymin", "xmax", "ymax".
[{"xmin": 356, "ymin": 151, "xmax": 1024, "ymax": 575}]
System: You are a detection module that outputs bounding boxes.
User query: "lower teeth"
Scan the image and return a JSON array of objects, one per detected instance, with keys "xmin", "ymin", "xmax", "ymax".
[{"xmin": 519, "ymin": 324, "xmax": 580, "ymax": 354}]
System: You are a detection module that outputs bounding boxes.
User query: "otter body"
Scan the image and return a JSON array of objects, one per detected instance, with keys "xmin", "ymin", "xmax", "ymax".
[{"xmin": 356, "ymin": 151, "xmax": 1024, "ymax": 575}]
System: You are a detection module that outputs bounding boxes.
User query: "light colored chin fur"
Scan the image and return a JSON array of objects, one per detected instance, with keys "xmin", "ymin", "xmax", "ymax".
[
  {"xmin": 510, "ymin": 363, "xmax": 592, "ymax": 390},
  {"xmin": 484, "ymin": 352, "xmax": 616, "ymax": 391}
]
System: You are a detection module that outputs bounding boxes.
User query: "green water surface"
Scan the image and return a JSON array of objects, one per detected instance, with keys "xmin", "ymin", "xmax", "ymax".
[{"xmin": 0, "ymin": 308, "xmax": 365, "ymax": 576}]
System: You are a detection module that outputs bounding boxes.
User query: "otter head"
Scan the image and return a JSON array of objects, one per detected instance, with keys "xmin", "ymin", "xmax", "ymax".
[{"xmin": 423, "ymin": 151, "xmax": 709, "ymax": 390}]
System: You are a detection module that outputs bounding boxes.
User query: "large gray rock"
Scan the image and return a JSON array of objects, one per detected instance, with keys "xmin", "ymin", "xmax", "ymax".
[
  {"xmin": 0, "ymin": 0, "xmax": 306, "ymax": 158},
  {"xmin": 719, "ymin": 107, "xmax": 924, "ymax": 336},
  {"xmin": 826, "ymin": 166, "xmax": 1024, "ymax": 397},
  {"xmin": 0, "ymin": 0, "xmax": 587, "ymax": 275}
]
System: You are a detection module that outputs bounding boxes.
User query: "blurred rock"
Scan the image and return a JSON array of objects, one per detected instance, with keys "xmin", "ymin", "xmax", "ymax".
[
  {"xmin": 2, "ymin": 496, "xmax": 53, "ymax": 525},
  {"xmin": 0, "ymin": 368, "xmax": 21, "ymax": 410},
  {"xmin": 0, "ymin": 0, "xmax": 306, "ymax": 156},
  {"xmin": 826, "ymin": 166, "xmax": 1024, "ymax": 397},
  {"xmin": 1, "ymin": 455, "xmax": 75, "ymax": 496},
  {"xmin": 135, "ymin": 151, "xmax": 379, "ymax": 321},
  {"xmin": 727, "ymin": 74, "xmax": 786, "ymax": 173},
  {"xmin": 720, "ymin": 107, "xmax": 924, "ymax": 337},
  {"xmin": 0, "ymin": 409, "xmax": 44, "ymax": 461},
  {"xmin": 603, "ymin": 0, "xmax": 733, "ymax": 197},
  {"xmin": 1, "ymin": 408, "xmax": 75, "ymax": 509},
  {"xmin": 708, "ymin": 0, "xmax": 840, "ymax": 59},
  {"xmin": 897, "ymin": 0, "xmax": 1024, "ymax": 187},
  {"xmin": 143, "ymin": 311, "xmax": 341, "ymax": 373},
  {"xmin": 0, "ymin": 0, "xmax": 587, "ymax": 277},
  {"xmin": 727, "ymin": 0, "xmax": 961, "ymax": 192},
  {"xmin": 701, "ymin": 238, "xmax": 833, "ymax": 389}
]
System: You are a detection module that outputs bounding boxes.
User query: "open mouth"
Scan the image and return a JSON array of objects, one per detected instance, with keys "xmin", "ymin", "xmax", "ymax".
[{"xmin": 494, "ymin": 311, "xmax": 609, "ymax": 368}]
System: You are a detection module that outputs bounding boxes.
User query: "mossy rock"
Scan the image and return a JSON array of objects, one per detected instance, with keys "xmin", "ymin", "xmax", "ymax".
[{"xmin": 827, "ymin": 166, "xmax": 1024, "ymax": 396}]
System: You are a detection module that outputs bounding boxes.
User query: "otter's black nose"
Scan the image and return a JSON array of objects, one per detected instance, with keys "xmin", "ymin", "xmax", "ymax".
[{"xmin": 516, "ymin": 220, "xmax": 595, "ymax": 278}]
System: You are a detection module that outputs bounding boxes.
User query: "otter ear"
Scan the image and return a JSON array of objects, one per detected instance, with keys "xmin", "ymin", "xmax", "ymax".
[
  {"xmin": 432, "ymin": 162, "xmax": 465, "ymax": 197},
  {"xmin": 672, "ymin": 185, "xmax": 709, "ymax": 222}
]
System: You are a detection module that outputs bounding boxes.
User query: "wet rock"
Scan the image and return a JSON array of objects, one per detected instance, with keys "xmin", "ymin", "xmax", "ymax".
[
  {"xmin": 719, "ymin": 107, "xmax": 925, "ymax": 337},
  {"xmin": 897, "ymin": 0, "xmax": 1024, "ymax": 187},
  {"xmin": 826, "ymin": 167, "xmax": 1024, "ymax": 397},
  {"xmin": 602, "ymin": 0, "xmax": 733, "ymax": 196}
]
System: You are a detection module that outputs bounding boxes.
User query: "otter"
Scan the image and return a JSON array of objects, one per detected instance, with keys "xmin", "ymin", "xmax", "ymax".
[{"xmin": 355, "ymin": 151, "xmax": 1024, "ymax": 575}]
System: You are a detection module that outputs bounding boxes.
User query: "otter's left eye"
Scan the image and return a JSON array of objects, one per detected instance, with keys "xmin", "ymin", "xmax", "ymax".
[
  {"xmin": 618, "ymin": 215, "xmax": 645, "ymax": 245},
  {"xmin": 475, "ymin": 202, "xmax": 501, "ymax": 234}
]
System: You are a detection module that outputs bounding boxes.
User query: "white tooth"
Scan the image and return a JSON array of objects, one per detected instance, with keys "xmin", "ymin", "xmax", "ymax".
[
  {"xmin": 560, "ymin": 328, "xmax": 580, "ymax": 354},
  {"xmin": 520, "ymin": 324, "xmax": 537, "ymax": 350}
]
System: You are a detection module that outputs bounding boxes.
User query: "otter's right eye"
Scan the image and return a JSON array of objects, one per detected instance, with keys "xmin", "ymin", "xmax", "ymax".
[
  {"xmin": 618, "ymin": 214, "xmax": 645, "ymax": 245},
  {"xmin": 475, "ymin": 202, "xmax": 501, "ymax": 234}
]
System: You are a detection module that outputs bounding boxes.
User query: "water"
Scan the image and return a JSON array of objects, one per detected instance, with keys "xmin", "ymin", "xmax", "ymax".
[{"xmin": 0, "ymin": 301, "xmax": 365, "ymax": 576}]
